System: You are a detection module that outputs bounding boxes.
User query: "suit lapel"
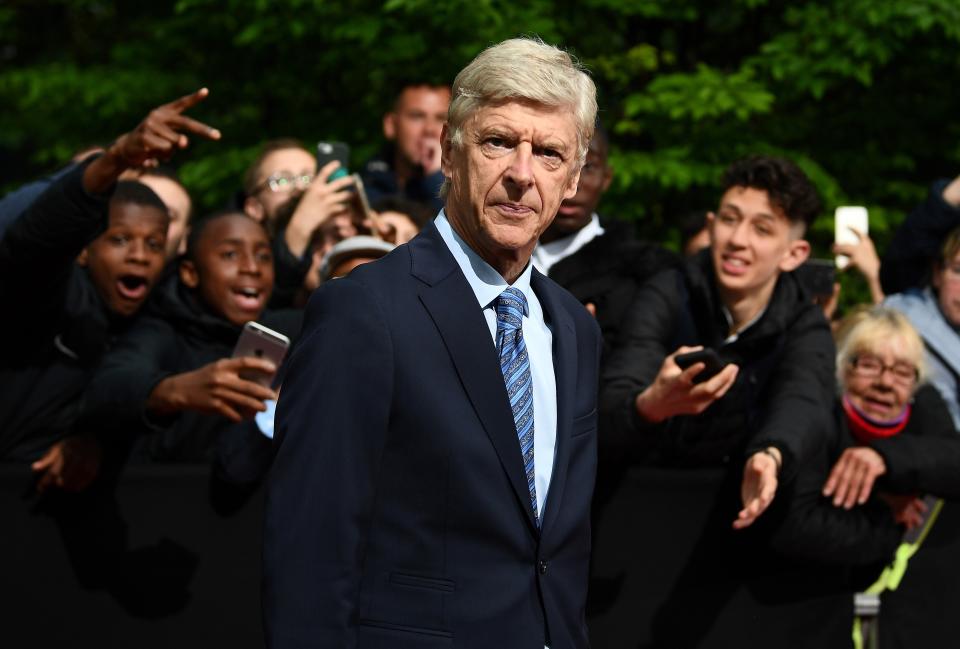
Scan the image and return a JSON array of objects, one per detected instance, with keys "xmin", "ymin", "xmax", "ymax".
[
  {"xmin": 532, "ymin": 269, "xmax": 577, "ymax": 537},
  {"xmin": 412, "ymin": 224, "xmax": 540, "ymax": 533}
]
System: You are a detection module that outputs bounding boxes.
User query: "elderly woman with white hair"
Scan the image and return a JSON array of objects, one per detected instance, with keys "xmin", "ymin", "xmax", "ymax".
[
  {"xmin": 758, "ymin": 307, "xmax": 960, "ymax": 649},
  {"xmin": 822, "ymin": 307, "xmax": 958, "ymax": 515}
]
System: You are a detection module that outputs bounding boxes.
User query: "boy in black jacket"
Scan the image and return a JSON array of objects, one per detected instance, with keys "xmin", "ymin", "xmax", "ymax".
[
  {"xmin": 0, "ymin": 89, "xmax": 220, "ymax": 483},
  {"xmin": 601, "ymin": 155, "xmax": 833, "ymax": 525},
  {"xmin": 83, "ymin": 211, "xmax": 300, "ymax": 466},
  {"xmin": 596, "ymin": 155, "xmax": 836, "ymax": 647}
]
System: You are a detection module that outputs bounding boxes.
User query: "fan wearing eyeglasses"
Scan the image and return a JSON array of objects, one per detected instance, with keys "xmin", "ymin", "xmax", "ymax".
[
  {"xmin": 754, "ymin": 307, "xmax": 960, "ymax": 649},
  {"xmin": 822, "ymin": 307, "xmax": 959, "ymax": 517},
  {"xmin": 242, "ymin": 139, "xmax": 358, "ymax": 308}
]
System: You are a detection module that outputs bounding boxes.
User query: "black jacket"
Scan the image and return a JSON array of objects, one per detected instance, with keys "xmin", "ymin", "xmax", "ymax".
[
  {"xmin": 268, "ymin": 229, "xmax": 312, "ymax": 309},
  {"xmin": 546, "ymin": 220, "xmax": 680, "ymax": 357},
  {"xmin": 0, "ymin": 160, "xmax": 123, "ymax": 461},
  {"xmin": 880, "ymin": 179, "xmax": 960, "ymax": 295},
  {"xmin": 360, "ymin": 145, "xmax": 444, "ymax": 213},
  {"xmin": 82, "ymin": 276, "xmax": 301, "ymax": 462},
  {"xmin": 599, "ymin": 249, "xmax": 836, "ymax": 481},
  {"xmin": 772, "ymin": 383, "xmax": 960, "ymax": 565},
  {"xmin": 754, "ymin": 384, "xmax": 960, "ymax": 649}
]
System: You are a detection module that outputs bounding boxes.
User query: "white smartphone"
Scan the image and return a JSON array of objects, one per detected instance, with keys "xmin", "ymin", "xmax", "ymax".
[
  {"xmin": 232, "ymin": 321, "xmax": 291, "ymax": 387},
  {"xmin": 834, "ymin": 206, "xmax": 869, "ymax": 269}
]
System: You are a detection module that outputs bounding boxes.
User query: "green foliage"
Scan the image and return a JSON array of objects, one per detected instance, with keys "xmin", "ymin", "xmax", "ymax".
[{"xmin": 2, "ymin": 0, "xmax": 959, "ymax": 312}]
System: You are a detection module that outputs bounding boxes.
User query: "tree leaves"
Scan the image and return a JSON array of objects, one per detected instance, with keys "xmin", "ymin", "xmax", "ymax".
[{"xmin": 1, "ymin": 0, "xmax": 958, "ymax": 305}]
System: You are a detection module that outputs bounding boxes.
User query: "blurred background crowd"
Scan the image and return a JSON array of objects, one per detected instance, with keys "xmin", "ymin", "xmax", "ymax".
[{"xmin": 2, "ymin": 1, "xmax": 960, "ymax": 648}]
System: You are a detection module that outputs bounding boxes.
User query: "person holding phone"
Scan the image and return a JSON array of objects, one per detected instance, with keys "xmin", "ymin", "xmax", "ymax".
[
  {"xmin": 598, "ymin": 155, "xmax": 836, "ymax": 644},
  {"xmin": 82, "ymin": 211, "xmax": 300, "ymax": 464},
  {"xmin": 603, "ymin": 155, "xmax": 832, "ymax": 525},
  {"xmin": 241, "ymin": 138, "xmax": 360, "ymax": 308},
  {"xmin": 0, "ymin": 89, "xmax": 219, "ymax": 480}
]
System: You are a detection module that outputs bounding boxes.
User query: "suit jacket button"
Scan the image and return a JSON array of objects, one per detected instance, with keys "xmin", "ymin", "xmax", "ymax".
[{"xmin": 538, "ymin": 560, "xmax": 548, "ymax": 575}]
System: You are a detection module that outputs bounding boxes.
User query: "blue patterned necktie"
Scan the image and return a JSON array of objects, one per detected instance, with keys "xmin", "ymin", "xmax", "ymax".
[{"xmin": 495, "ymin": 287, "xmax": 539, "ymax": 527}]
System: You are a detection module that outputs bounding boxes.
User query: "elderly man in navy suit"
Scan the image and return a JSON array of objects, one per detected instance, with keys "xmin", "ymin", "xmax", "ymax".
[{"xmin": 264, "ymin": 37, "xmax": 601, "ymax": 649}]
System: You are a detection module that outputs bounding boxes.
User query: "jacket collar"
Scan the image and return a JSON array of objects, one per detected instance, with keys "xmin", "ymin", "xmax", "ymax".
[{"xmin": 410, "ymin": 222, "xmax": 577, "ymax": 537}]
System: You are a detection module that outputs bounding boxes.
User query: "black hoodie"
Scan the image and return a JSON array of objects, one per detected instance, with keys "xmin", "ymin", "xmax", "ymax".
[
  {"xmin": 600, "ymin": 248, "xmax": 836, "ymax": 481},
  {"xmin": 0, "ymin": 161, "xmax": 126, "ymax": 461}
]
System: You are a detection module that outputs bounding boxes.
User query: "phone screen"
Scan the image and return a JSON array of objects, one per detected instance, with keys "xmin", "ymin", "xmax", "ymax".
[
  {"xmin": 317, "ymin": 141, "xmax": 350, "ymax": 181},
  {"xmin": 835, "ymin": 206, "xmax": 869, "ymax": 269}
]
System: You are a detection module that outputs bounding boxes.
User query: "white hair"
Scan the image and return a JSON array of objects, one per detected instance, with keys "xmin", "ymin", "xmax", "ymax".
[{"xmin": 440, "ymin": 37, "xmax": 597, "ymax": 196}]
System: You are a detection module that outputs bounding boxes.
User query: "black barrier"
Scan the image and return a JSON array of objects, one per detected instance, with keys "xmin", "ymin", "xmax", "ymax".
[
  {"xmin": 3, "ymin": 463, "xmax": 958, "ymax": 649},
  {"xmin": 1, "ymin": 464, "xmax": 265, "ymax": 649}
]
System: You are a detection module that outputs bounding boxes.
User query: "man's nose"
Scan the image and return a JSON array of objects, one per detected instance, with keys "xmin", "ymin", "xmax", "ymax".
[{"xmin": 504, "ymin": 144, "xmax": 534, "ymax": 189}]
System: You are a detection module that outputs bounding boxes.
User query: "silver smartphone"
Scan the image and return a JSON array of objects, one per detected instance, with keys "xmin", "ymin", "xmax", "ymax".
[{"xmin": 232, "ymin": 321, "xmax": 291, "ymax": 387}]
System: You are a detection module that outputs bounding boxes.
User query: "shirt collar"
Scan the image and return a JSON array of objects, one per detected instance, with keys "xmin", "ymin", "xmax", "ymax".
[
  {"xmin": 434, "ymin": 210, "xmax": 534, "ymax": 311},
  {"xmin": 537, "ymin": 213, "xmax": 604, "ymax": 256},
  {"xmin": 721, "ymin": 303, "xmax": 767, "ymax": 344}
]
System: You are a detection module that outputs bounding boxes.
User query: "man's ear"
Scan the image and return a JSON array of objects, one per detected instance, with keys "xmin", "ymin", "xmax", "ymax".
[
  {"xmin": 779, "ymin": 238, "xmax": 811, "ymax": 273},
  {"xmin": 563, "ymin": 168, "xmax": 581, "ymax": 200},
  {"xmin": 77, "ymin": 248, "xmax": 89, "ymax": 267},
  {"xmin": 383, "ymin": 112, "xmax": 397, "ymax": 140},
  {"xmin": 243, "ymin": 196, "xmax": 264, "ymax": 223},
  {"xmin": 179, "ymin": 259, "xmax": 199, "ymax": 289}
]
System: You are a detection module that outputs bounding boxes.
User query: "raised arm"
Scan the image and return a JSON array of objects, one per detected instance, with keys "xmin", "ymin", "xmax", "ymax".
[
  {"xmin": 0, "ymin": 88, "xmax": 220, "ymax": 309},
  {"xmin": 880, "ymin": 175, "xmax": 960, "ymax": 294}
]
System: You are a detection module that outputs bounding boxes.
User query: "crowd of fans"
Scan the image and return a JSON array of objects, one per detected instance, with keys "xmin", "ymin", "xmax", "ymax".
[{"xmin": 2, "ymin": 80, "xmax": 960, "ymax": 648}]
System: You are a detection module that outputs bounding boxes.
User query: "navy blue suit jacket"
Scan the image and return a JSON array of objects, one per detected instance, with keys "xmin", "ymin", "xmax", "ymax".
[{"xmin": 264, "ymin": 222, "xmax": 601, "ymax": 648}]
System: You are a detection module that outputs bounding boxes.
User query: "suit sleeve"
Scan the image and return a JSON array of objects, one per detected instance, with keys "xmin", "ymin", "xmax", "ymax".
[
  {"xmin": 263, "ymin": 276, "xmax": 394, "ymax": 649},
  {"xmin": 744, "ymin": 304, "xmax": 836, "ymax": 483}
]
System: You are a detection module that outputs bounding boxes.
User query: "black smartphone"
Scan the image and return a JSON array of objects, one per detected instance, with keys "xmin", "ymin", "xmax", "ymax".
[
  {"xmin": 674, "ymin": 348, "xmax": 727, "ymax": 384},
  {"xmin": 316, "ymin": 141, "xmax": 350, "ymax": 181},
  {"xmin": 796, "ymin": 258, "xmax": 836, "ymax": 300}
]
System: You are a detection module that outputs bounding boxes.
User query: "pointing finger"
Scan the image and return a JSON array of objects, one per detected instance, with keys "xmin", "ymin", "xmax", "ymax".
[
  {"xmin": 165, "ymin": 87, "xmax": 210, "ymax": 114},
  {"xmin": 168, "ymin": 113, "xmax": 221, "ymax": 141}
]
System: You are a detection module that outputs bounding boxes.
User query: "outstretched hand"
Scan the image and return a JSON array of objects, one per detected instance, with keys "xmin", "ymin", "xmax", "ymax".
[
  {"xmin": 31, "ymin": 435, "xmax": 103, "ymax": 494},
  {"xmin": 634, "ymin": 346, "xmax": 739, "ymax": 423},
  {"xmin": 84, "ymin": 88, "xmax": 221, "ymax": 194},
  {"xmin": 733, "ymin": 448, "xmax": 780, "ymax": 530},
  {"xmin": 147, "ymin": 356, "xmax": 278, "ymax": 423},
  {"xmin": 822, "ymin": 446, "xmax": 886, "ymax": 509}
]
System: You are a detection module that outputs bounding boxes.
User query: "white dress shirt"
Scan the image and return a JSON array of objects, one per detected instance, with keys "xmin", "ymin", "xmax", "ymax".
[
  {"xmin": 531, "ymin": 213, "xmax": 605, "ymax": 275},
  {"xmin": 435, "ymin": 212, "xmax": 557, "ymax": 519}
]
